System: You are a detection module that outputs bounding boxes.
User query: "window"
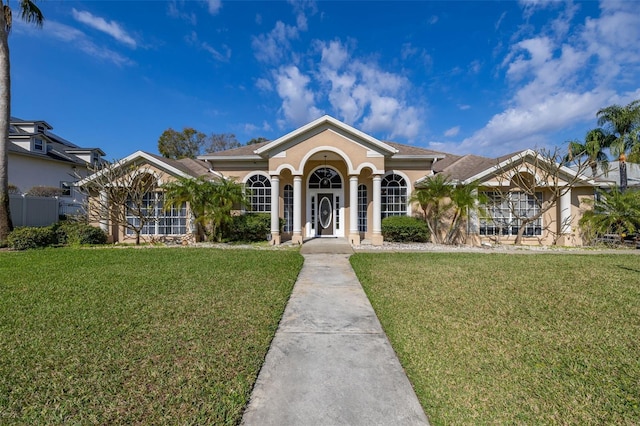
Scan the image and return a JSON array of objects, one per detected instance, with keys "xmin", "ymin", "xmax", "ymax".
[
  {"xmin": 246, "ymin": 174, "xmax": 271, "ymax": 212},
  {"xmin": 60, "ymin": 181, "xmax": 72, "ymax": 197},
  {"xmin": 479, "ymin": 191, "xmax": 542, "ymax": 236},
  {"xmin": 309, "ymin": 167, "xmax": 342, "ymax": 188},
  {"xmin": 381, "ymin": 174, "xmax": 407, "ymax": 218},
  {"xmin": 283, "ymin": 184, "xmax": 293, "ymax": 232},
  {"xmin": 126, "ymin": 192, "xmax": 187, "ymax": 236},
  {"xmin": 33, "ymin": 138, "xmax": 44, "ymax": 151},
  {"xmin": 358, "ymin": 184, "xmax": 368, "ymax": 232}
]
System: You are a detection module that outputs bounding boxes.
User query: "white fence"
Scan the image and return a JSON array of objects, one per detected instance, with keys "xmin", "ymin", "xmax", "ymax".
[{"xmin": 9, "ymin": 194, "xmax": 84, "ymax": 227}]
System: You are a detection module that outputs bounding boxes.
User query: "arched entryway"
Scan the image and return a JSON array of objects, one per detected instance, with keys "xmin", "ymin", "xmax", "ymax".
[{"xmin": 306, "ymin": 166, "xmax": 344, "ymax": 238}]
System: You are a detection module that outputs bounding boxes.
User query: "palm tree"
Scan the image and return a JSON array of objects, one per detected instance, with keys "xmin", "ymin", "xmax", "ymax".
[
  {"xmin": 579, "ymin": 188, "xmax": 640, "ymax": 243},
  {"xmin": 162, "ymin": 176, "xmax": 216, "ymax": 241},
  {"xmin": 445, "ymin": 181, "xmax": 486, "ymax": 244},
  {"xmin": 597, "ymin": 100, "xmax": 640, "ymax": 190},
  {"xmin": 565, "ymin": 128, "xmax": 613, "ymax": 177},
  {"xmin": 0, "ymin": 0, "xmax": 44, "ymax": 242},
  {"xmin": 410, "ymin": 174, "xmax": 453, "ymax": 243},
  {"xmin": 163, "ymin": 175, "xmax": 246, "ymax": 242}
]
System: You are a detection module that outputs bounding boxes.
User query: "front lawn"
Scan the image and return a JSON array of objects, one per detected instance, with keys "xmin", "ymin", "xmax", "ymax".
[
  {"xmin": 0, "ymin": 248, "xmax": 303, "ymax": 425},
  {"xmin": 351, "ymin": 253, "xmax": 640, "ymax": 425}
]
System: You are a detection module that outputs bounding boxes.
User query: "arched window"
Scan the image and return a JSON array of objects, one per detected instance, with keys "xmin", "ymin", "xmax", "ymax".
[
  {"xmin": 309, "ymin": 167, "xmax": 342, "ymax": 188},
  {"xmin": 358, "ymin": 184, "xmax": 368, "ymax": 232},
  {"xmin": 283, "ymin": 184, "xmax": 293, "ymax": 232},
  {"xmin": 381, "ymin": 174, "xmax": 407, "ymax": 218},
  {"xmin": 246, "ymin": 174, "xmax": 271, "ymax": 212}
]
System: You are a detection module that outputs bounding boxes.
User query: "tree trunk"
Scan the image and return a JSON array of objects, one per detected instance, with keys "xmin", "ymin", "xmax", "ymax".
[{"xmin": 0, "ymin": 16, "xmax": 13, "ymax": 242}]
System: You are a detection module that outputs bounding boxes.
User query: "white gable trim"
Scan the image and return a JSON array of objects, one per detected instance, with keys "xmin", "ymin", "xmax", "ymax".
[
  {"xmin": 254, "ymin": 115, "xmax": 398, "ymax": 157},
  {"xmin": 77, "ymin": 150, "xmax": 195, "ymax": 187},
  {"xmin": 462, "ymin": 149, "xmax": 595, "ymax": 186}
]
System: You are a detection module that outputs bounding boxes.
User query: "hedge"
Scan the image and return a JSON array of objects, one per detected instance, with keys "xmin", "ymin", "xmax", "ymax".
[
  {"xmin": 7, "ymin": 222, "xmax": 107, "ymax": 250},
  {"xmin": 381, "ymin": 215, "xmax": 430, "ymax": 242}
]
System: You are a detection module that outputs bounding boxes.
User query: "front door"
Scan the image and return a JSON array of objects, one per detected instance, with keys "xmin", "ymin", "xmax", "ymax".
[{"xmin": 317, "ymin": 193, "xmax": 333, "ymax": 236}]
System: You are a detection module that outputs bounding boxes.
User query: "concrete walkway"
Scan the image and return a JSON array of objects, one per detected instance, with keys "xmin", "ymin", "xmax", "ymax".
[{"xmin": 241, "ymin": 238, "xmax": 429, "ymax": 425}]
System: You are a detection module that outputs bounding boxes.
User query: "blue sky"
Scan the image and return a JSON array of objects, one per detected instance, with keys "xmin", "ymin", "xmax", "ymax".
[{"xmin": 9, "ymin": 0, "xmax": 640, "ymax": 160}]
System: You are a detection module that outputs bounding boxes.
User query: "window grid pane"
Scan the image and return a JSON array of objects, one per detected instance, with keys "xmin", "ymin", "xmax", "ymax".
[
  {"xmin": 381, "ymin": 174, "xmax": 407, "ymax": 219},
  {"xmin": 126, "ymin": 193, "xmax": 187, "ymax": 236},
  {"xmin": 358, "ymin": 184, "xmax": 367, "ymax": 232},
  {"xmin": 246, "ymin": 174, "xmax": 272, "ymax": 213},
  {"xmin": 283, "ymin": 185, "xmax": 293, "ymax": 233},
  {"xmin": 479, "ymin": 191, "xmax": 542, "ymax": 236}
]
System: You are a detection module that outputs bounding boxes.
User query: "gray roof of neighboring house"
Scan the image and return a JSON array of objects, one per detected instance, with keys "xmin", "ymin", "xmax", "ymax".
[
  {"xmin": 578, "ymin": 161, "xmax": 640, "ymax": 187},
  {"xmin": 9, "ymin": 116, "xmax": 105, "ymax": 165}
]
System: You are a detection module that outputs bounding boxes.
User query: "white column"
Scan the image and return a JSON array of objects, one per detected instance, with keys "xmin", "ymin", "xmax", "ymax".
[
  {"xmin": 270, "ymin": 175, "xmax": 280, "ymax": 244},
  {"xmin": 293, "ymin": 175, "xmax": 302, "ymax": 244},
  {"xmin": 349, "ymin": 175, "xmax": 360, "ymax": 245},
  {"xmin": 559, "ymin": 188, "xmax": 572, "ymax": 235},
  {"xmin": 372, "ymin": 174, "xmax": 383, "ymax": 245},
  {"xmin": 99, "ymin": 190, "xmax": 108, "ymax": 232}
]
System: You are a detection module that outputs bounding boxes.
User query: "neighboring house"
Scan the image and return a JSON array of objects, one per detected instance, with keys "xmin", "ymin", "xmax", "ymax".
[
  {"xmin": 8, "ymin": 117, "xmax": 105, "ymax": 216},
  {"xmin": 81, "ymin": 115, "xmax": 596, "ymax": 246}
]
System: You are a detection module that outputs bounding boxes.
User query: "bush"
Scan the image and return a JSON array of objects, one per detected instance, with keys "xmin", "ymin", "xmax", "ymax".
[
  {"xmin": 26, "ymin": 186, "xmax": 64, "ymax": 197},
  {"xmin": 227, "ymin": 213, "xmax": 271, "ymax": 242},
  {"xmin": 7, "ymin": 227, "xmax": 56, "ymax": 250},
  {"xmin": 382, "ymin": 216, "xmax": 430, "ymax": 243},
  {"xmin": 55, "ymin": 222, "xmax": 108, "ymax": 246}
]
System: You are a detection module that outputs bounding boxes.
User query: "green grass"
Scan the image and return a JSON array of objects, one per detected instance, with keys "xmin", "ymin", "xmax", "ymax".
[
  {"xmin": 351, "ymin": 253, "xmax": 640, "ymax": 425},
  {"xmin": 0, "ymin": 247, "xmax": 303, "ymax": 425}
]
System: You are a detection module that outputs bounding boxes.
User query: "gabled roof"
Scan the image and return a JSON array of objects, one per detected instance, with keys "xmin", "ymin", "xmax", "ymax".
[
  {"xmin": 198, "ymin": 141, "xmax": 269, "ymax": 160},
  {"xmin": 433, "ymin": 153, "xmax": 495, "ymax": 182},
  {"xmin": 77, "ymin": 151, "xmax": 216, "ymax": 187},
  {"xmin": 252, "ymin": 115, "xmax": 399, "ymax": 157}
]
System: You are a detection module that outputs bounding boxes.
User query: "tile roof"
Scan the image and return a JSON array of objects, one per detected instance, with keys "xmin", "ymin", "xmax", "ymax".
[
  {"xmin": 383, "ymin": 141, "xmax": 448, "ymax": 157},
  {"xmin": 142, "ymin": 152, "xmax": 212, "ymax": 178},
  {"xmin": 434, "ymin": 154, "xmax": 496, "ymax": 181}
]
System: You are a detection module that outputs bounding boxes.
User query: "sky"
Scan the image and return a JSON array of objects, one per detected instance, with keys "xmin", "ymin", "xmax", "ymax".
[{"xmin": 9, "ymin": 0, "xmax": 640, "ymax": 161}]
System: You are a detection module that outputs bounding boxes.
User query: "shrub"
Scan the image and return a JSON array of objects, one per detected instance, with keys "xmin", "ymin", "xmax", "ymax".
[
  {"xmin": 55, "ymin": 222, "xmax": 107, "ymax": 246},
  {"xmin": 382, "ymin": 215, "xmax": 430, "ymax": 243},
  {"xmin": 26, "ymin": 186, "xmax": 64, "ymax": 197},
  {"xmin": 7, "ymin": 227, "xmax": 56, "ymax": 250},
  {"xmin": 227, "ymin": 213, "xmax": 271, "ymax": 242}
]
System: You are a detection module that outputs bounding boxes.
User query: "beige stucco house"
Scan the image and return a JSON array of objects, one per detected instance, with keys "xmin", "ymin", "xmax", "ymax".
[{"xmin": 83, "ymin": 115, "xmax": 596, "ymax": 246}]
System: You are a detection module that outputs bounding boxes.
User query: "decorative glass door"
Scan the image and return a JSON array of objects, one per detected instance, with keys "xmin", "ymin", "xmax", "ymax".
[{"xmin": 317, "ymin": 193, "xmax": 333, "ymax": 236}]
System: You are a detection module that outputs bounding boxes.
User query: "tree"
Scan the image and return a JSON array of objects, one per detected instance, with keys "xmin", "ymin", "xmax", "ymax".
[
  {"xmin": 564, "ymin": 128, "xmax": 613, "ymax": 177},
  {"xmin": 579, "ymin": 188, "xmax": 640, "ymax": 243},
  {"xmin": 445, "ymin": 181, "xmax": 486, "ymax": 245},
  {"xmin": 76, "ymin": 160, "xmax": 164, "ymax": 245},
  {"xmin": 162, "ymin": 176, "xmax": 217, "ymax": 241},
  {"xmin": 206, "ymin": 133, "xmax": 241, "ymax": 152},
  {"xmin": 597, "ymin": 99, "xmax": 640, "ymax": 158},
  {"xmin": 486, "ymin": 148, "xmax": 591, "ymax": 245},
  {"xmin": 246, "ymin": 137, "xmax": 269, "ymax": 145},
  {"xmin": 158, "ymin": 127, "xmax": 207, "ymax": 159},
  {"xmin": 0, "ymin": 0, "xmax": 44, "ymax": 242},
  {"xmin": 597, "ymin": 100, "xmax": 640, "ymax": 189},
  {"xmin": 410, "ymin": 174, "xmax": 453, "ymax": 244},
  {"xmin": 162, "ymin": 175, "xmax": 245, "ymax": 242}
]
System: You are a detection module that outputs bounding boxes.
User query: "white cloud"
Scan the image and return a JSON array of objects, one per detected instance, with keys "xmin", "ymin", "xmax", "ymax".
[
  {"xmin": 273, "ymin": 65, "xmax": 323, "ymax": 126},
  {"xmin": 71, "ymin": 9, "xmax": 136, "ymax": 48},
  {"xmin": 167, "ymin": 1, "xmax": 197, "ymax": 25},
  {"xmin": 206, "ymin": 0, "xmax": 222, "ymax": 15},
  {"xmin": 444, "ymin": 126, "xmax": 460, "ymax": 137},
  {"xmin": 255, "ymin": 78, "xmax": 273, "ymax": 92},
  {"xmin": 18, "ymin": 19, "xmax": 133, "ymax": 67},
  {"xmin": 185, "ymin": 31, "xmax": 230, "ymax": 62},
  {"xmin": 252, "ymin": 21, "xmax": 300, "ymax": 64},
  {"xmin": 462, "ymin": 0, "xmax": 640, "ymax": 156},
  {"xmin": 316, "ymin": 39, "xmax": 423, "ymax": 140}
]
